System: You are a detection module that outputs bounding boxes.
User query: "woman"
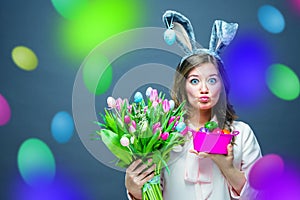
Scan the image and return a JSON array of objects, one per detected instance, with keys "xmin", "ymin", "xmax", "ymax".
[{"xmin": 125, "ymin": 10, "xmax": 262, "ymax": 200}]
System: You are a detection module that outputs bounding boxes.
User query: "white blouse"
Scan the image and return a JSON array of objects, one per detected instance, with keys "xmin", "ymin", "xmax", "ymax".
[
  {"xmin": 127, "ymin": 121, "xmax": 262, "ymax": 200},
  {"xmin": 162, "ymin": 121, "xmax": 262, "ymax": 200}
]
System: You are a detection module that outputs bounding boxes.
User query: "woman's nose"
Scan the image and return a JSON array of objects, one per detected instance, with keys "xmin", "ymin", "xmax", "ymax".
[{"xmin": 200, "ymin": 83, "xmax": 209, "ymax": 94}]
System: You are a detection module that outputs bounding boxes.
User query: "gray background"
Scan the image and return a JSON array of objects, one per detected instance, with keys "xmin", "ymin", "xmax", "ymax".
[{"xmin": 1, "ymin": 0, "xmax": 300, "ymax": 199}]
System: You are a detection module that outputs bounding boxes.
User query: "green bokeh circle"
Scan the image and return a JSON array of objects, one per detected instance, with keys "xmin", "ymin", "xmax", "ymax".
[{"xmin": 266, "ymin": 64, "xmax": 300, "ymax": 100}]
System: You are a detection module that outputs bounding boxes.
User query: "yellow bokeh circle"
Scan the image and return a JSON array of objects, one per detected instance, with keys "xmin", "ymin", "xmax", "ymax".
[{"xmin": 11, "ymin": 46, "xmax": 38, "ymax": 71}]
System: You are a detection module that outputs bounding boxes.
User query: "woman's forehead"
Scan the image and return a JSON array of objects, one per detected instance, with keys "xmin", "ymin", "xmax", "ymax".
[{"xmin": 188, "ymin": 63, "xmax": 219, "ymax": 76}]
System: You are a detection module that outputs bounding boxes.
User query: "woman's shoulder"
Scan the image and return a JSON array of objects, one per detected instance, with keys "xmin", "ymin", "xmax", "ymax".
[{"xmin": 232, "ymin": 120, "xmax": 254, "ymax": 133}]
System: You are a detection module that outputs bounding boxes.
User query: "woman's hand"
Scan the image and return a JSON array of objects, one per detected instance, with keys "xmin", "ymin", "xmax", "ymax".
[
  {"xmin": 125, "ymin": 159, "xmax": 156, "ymax": 200},
  {"xmin": 190, "ymin": 144, "xmax": 246, "ymax": 195},
  {"xmin": 189, "ymin": 143, "xmax": 234, "ymax": 170}
]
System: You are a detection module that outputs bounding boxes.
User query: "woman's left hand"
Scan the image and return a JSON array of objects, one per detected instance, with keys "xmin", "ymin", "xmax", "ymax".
[
  {"xmin": 190, "ymin": 144, "xmax": 246, "ymax": 195},
  {"xmin": 189, "ymin": 144, "xmax": 234, "ymax": 171}
]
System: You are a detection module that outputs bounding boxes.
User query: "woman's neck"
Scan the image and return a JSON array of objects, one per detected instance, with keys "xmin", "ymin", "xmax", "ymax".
[{"xmin": 188, "ymin": 109, "xmax": 212, "ymax": 129}]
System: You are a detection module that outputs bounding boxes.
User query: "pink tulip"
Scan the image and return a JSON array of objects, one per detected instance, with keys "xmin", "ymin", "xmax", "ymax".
[
  {"xmin": 152, "ymin": 101, "xmax": 158, "ymax": 108},
  {"xmin": 129, "ymin": 125, "xmax": 136, "ymax": 133},
  {"xmin": 124, "ymin": 115, "xmax": 131, "ymax": 124},
  {"xmin": 150, "ymin": 89, "xmax": 158, "ymax": 101},
  {"xmin": 115, "ymin": 98, "xmax": 123, "ymax": 111},
  {"xmin": 162, "ymin": 99, "xmax": 170, "ymax": 113},
  {"xmin": 161, "ymin": 132, "xmax": 169, "ymax": 141},
  {"xmin": 131, "ymin": 120, "xmax": 136, "ymax": 129},
  {"xmin": 144, "ymin": 106, "xmax": 148, "ymax": 113},
  {"xmin": 127, "ymin": 105, "xmax": 132, "ymax": 113},
  {"xmin": 152, "ymin": 122, "xmax": 161, "ymax": 134},
  {"xmin": 168, "ymin": 116, "xmax": 176, "ymax": 125}
]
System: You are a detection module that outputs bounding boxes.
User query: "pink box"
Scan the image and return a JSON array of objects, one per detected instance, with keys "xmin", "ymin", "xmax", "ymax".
[{"xmin": 192, "ymin": 130, "xmax": 239, "ymax": 154}]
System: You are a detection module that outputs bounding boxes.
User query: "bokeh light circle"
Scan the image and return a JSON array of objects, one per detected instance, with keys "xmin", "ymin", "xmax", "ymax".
[
  {"xmin": 0, "ymin": 94, "xmax": 11, "ymax": 126},
  {"xmin": 223, "ymin": 31, "xmax": 273, "ymax": 107},
  {"xmin": 266, "ymin": 64, "xmax": 300, "ymax": 100},
  {"xmin": 11, "ymin": 46, "xmax": 38, "ymax": 71},
  {"xmin": 57, "ymin": 0, "xmax": 146, "ymax": 61},
  {"xmin": 17, "ymin": 138, "xmax": 56, "ymax": 187},
  {"xmin": 249, "ymin": 154, "xmax": 284, "ymax": 190},
  {"xmin": 288, "ymin": 0, "xmax": 300, "ymax": 16},
  {"xmin": 258, "ymin": 5, "xmax": 285, "ymax": 34},
  {"xmin": 51, "ymin": 111, "xmax": 75, "ymax": 143},
  {"xmin": 51, "ymin": 0, "xmax": 88, "ymax": 20},
  {"xmin": 82, "ymin": 54, "xmax": 113, "ymax": 95}
]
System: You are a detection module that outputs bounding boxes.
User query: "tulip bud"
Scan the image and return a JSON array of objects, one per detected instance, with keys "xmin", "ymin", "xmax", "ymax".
[
  {"xmin": 168, "ymin": 116, "xmax": 176, "ymax": 125},
  {"xmin": 115, "ymin": 98, "xmax": 123, "ymax": 111},
  {"xmin": 107, "ymin": 96, "xmax": 116, "ymax": 108},
  {"xmin": 120, "ymin": 136, "xmax": 130, "ymax": 147},
  {"xmin": 150, "ymin": 89, "xmax": 158, "ymax": 101},
  {"xmin": 131, "ymin": 120, "xmax": 136, "ymax": 129},
  {"xmin": 161, "ymin": 132, "xmax": 169, "ymax": 141},
  {"xmin": 146, "ymin": 87, "xmax": 153, "ymax": 97},
  {"xmin": 162, "ymin": 99, "xmax": 170, "ymax": 113},
  {"xmin": 152, "ymin": 122, "xmax": 161, "ymax": 134},
  {"xmin": 129, "ymin": 125, "xmax": 136, "ymax": 133},
  {"xmin": 124, "ymin": 115, "xmax": 131, "ymax": 124},
  {"xmin": 169, "ymin": 100, "xmax": 175, "ymax": 110}
]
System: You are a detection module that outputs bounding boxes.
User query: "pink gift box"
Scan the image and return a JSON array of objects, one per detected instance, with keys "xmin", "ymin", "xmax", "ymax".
[{"xmin": 192, "ymin": 130, "xmax": 239, "ymax": 154}]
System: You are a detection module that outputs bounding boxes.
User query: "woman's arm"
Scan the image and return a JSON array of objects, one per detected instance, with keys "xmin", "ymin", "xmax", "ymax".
[{"xmin": 190, "ymin": 144, "xmax": 246, "ymax": 194}]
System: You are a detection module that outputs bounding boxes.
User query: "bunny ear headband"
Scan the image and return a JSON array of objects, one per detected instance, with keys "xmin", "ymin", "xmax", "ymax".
[{"xmin": 162, "ymin": 10, "xmax": 239, "ymax": 63}]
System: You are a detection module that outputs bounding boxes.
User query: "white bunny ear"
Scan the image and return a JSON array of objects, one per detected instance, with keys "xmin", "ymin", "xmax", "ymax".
[
  {"xmin": 162, "ymin": 10, "xmax": 197, "ymax": 54},
  {"xmin": 209, "ymin": 20, "xmax": 238, "ymax": 55},
  {"xmin": 172, "ymin": 22, "xmax": 193, "ymax": 52}
]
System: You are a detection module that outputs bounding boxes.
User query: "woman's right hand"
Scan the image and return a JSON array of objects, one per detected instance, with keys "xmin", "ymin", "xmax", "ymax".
[{"xmin": 125, "ymin": 159, "xmax": 156, "ymax": 200}]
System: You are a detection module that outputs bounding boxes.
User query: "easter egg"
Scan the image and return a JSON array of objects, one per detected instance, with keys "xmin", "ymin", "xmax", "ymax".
[
  {"xmin": 17, "ymin": 138, "xmax": 56, "ymax": 187},
  {"xmin": 164, "ymin": 29, "xmax": 176, "ymax": 45},
  {"xmin": 223, "ymin": 129, "xmax": 231, "ymax": 134},
  {"xmin": 204, "ymin": 121, "xmax": 218, "ymax": 131},
  {"xmin": 134, "ymin": 92, "xmax": 143, "ymax": 103},
  {"xmin": 0, "ymin": 94, "xmax": 11, "ymax": 126},
  {"xmin": 175, "ymin": 122, "xmax": 186, "ymax": 132},
  {"xmin": 51, "ymin": 111, "xmax": 74, "ymax": 143},
  {"xmin": 199, "ymin": 127, "xmax": 208, "ymax": 133},
  {"xmin": 212, "ymin": 128, "xmax": 224, "ymax": 134}
]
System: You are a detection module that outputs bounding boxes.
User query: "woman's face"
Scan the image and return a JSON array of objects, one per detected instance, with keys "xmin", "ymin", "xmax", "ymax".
[{"xmin": 185, "ymin": 62, "xmax": 222, "ymax": 111}]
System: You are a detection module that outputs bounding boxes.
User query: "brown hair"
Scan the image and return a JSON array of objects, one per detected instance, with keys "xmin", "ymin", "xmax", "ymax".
[{"xmin": 171, "ymin": 53, "xmax": 238, "ymax": 131}]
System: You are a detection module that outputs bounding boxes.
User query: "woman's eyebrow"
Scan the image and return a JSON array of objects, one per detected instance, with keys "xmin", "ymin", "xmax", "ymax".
[
  {"xmin": 208, "ymin": 73, "xmax": 219, "ymax": 77},
  {"xmin": 187, "ymin": 74, "xmax": 199, "ymax": 78}
]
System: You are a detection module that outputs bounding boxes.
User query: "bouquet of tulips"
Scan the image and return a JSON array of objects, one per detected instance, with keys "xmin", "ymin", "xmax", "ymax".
[{"xmin": 96, "ymin": 87, "xmax": 188, "ymax": 200}]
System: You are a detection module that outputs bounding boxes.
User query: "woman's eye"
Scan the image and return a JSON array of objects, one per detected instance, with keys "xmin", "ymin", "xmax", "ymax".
[
  {"xmin": 190, "ymin": 79, "xmax": 199, "ymax": 85},
  {"xmin": 207, "ymin": 78, "xmax": 217, "ymax": 85}
]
